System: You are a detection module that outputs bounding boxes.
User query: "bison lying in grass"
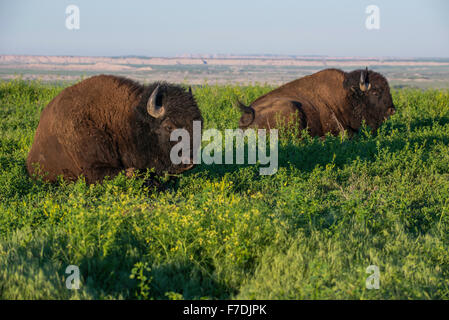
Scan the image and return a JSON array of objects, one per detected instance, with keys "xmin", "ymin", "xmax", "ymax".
[
  {"xmin": 238, "ymin": 68, "xmax": 396, "ymax": 136},
  {"xmin": 27, "ymin": 75, "xmax": 202, "ymax": 184}
]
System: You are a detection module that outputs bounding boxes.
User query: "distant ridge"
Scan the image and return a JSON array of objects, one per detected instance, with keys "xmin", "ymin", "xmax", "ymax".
[
  {"xmin": 1, "ymin": 54, "xmax": 448, "ymax": 88},
  {"xmin": 2, "ymin": 54, "xmax": 449, "ymax": 67}
]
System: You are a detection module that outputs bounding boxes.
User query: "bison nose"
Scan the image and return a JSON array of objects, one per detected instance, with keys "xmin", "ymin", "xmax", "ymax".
[
  {"xmin": 180, "ymin": 157, "xmax": 194, "ymax": 171},
  {"xmin": 176, "ymin": 162, "xmax": 194, "ymax": 173}
]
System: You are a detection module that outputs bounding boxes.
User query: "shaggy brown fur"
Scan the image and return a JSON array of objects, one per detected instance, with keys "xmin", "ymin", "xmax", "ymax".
[
  {"xmin": 27, "ymin": 75, "xmax": 202, "ymax": 184},
  {"xmin": 238, "ymin": 68, "xmax": 396, "ymax": 136}
]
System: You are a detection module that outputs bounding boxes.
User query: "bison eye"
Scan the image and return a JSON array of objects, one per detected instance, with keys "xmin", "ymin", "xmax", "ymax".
[{"xmin": 162, "ymin": 119, "xmax": 176, "ymax": 132}]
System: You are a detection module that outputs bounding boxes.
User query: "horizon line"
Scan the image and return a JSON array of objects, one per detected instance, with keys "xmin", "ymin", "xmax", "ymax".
[{"xmin": 1, "ymin": 53, "xmax": 449, "ymax": 61}]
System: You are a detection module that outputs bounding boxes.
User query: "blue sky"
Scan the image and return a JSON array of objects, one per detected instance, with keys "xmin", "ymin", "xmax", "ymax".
[{"xmin": 0, "ymin": 0, "xmax": 448, "ymax": 57}]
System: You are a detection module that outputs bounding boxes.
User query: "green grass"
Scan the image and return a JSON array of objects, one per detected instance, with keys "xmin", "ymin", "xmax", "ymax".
[{"xmin": 1, "ymin": 78, "xmax": 449, "ymax": 299}]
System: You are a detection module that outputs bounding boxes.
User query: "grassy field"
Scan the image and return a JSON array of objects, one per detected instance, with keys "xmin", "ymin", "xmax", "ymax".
[{"xmin": 1, "ymin": 78, "xmax": 449, "ymax": 299}]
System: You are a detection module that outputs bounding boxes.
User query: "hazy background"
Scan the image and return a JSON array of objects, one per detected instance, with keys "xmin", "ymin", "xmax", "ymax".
[{"xmin": 1, "ymin": 0, "xmax": 448, "ymax": 57}]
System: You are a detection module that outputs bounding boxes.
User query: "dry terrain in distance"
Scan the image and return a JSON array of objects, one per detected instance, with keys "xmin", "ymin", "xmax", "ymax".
[{"xmin": 1, "ymin": 54, "xmax": 449, "ymax": 88}]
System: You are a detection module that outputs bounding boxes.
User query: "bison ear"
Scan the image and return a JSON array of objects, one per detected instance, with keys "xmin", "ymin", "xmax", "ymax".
[
  {"xmin": 359, "ymin": 67, "xmax": 371, "ymax": 92},
  {"xmin": 188, "ymin": 86, "xmax": 192, "ymax": 95},
  {"xmin": 236, "ymin": 100, "xmax": 255, "ymax": 127},
  {"xmin": 147, "ymin": 85, "xmax": 165, "ymax": 118}
]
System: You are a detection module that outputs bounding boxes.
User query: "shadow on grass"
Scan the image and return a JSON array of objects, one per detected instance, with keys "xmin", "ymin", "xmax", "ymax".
[
  {"xmin": 75, "ymin": 226, "xmax": 230, "ymax": 299},
  {"xmin": 148, "ymin": 261, "xmax": 229, "ymax": 299},
  {"xmin": 180, "ymin": 117, "xmax": 449, "ymax": 183}
]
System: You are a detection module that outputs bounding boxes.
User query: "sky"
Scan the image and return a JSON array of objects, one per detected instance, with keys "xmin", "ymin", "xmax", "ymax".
[{"xmin": 0, "ymin": 0, "xmax": 448, "ymax": 58}]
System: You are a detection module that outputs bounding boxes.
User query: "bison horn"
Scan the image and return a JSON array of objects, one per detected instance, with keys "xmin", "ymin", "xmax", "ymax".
[
  {"xmin": 359, "ymin": 67, "xmax": 371, "ymax": 92},
  {"xmin": 147, "ymin": 85, "xmax": 165, "ymax": 118}
]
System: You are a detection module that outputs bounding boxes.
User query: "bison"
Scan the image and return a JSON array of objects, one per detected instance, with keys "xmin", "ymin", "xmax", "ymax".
[
  {"xmin": 238, "ymin": 68, "xmax": 396, "ymax": 137},
  {"xmin": 27, "ymin": 75, "xmax": 202, "ymax": 184}
]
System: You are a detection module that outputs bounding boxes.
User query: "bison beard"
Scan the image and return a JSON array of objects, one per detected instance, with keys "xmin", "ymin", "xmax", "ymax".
[
  {"xmin": 237, "ymin": 68, "xmax": 396, "ymax": 137},
  {"xmin": 26, "ymin": 75, "xmax": 202, "ymax": 184}
]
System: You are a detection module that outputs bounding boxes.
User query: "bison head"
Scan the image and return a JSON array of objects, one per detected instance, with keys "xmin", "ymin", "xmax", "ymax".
[
  {"xmin": 134, "ymin": 83, "xmax": 202, "ymax": 175},
  {"xmin": 344, "ymin": 68, "xmax": 396, "ymax": 132}
]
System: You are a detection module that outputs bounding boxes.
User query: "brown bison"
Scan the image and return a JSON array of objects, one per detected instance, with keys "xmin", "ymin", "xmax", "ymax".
[
  {"xmin": 27, "ymin": 75, "xmax": 202, "ymax": 184},
  {"xmin": 238, "ymin": 68, "xmax": 396, "ymax": 136}
]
